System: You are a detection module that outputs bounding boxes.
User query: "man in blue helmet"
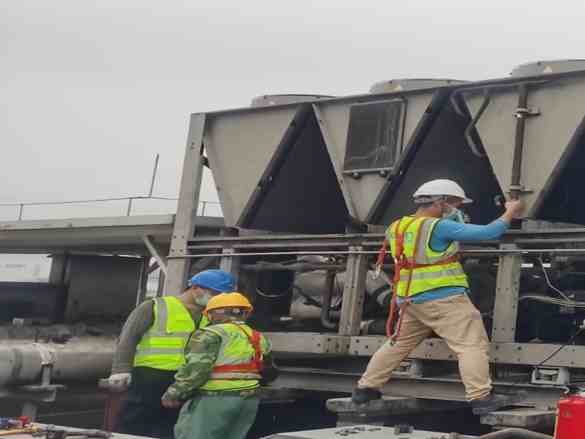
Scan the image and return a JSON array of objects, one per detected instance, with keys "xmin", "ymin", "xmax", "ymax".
[{"xmin": 107, "ymin": 269, "xmax": 235, "ymax": 439}]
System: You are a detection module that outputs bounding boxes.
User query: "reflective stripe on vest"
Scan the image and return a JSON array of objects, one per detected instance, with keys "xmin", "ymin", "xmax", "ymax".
[
  {"xmin": 200, "ymin": 323, "xmax": 270, "ymax": 392},
  {"xmin": 387, "ymin": 216, "xmax": 469, "ymax": 298},
  {"xmin": 134, "ymin": 296, "xmax": 196, "ymax": 371}
]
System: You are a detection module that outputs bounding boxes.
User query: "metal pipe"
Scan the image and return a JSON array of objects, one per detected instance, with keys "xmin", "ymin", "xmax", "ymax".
[
  {"xmin": 0, "ymin": 338, "xmax": 115, "ymax": 387},
  {"xmin": 477, "ymin": 428, "xmax": 553, "ymax": 439},
  {"xmin": 171, "ymin": 248, "xmax": 585, "ymax": 258},
  {"xmin": 126, "ymin": 197, "xmax": 134, "ymax": 216},
  {"xmin": 320, "ymin": 271, "xmax": 338, "ymax": 329},
  {"xmin": 511, "ymin": 84, "xmax": 529, "ymax": 199},
  {"xmin": 148, "ymin": 153, "xmax": 160, "ymax": 197}
]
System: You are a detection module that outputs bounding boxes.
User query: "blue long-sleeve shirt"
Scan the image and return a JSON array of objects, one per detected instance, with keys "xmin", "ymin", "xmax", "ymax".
[{"xmin": 396, "ymin": 218, "xmax": 509, "ymax": 304}]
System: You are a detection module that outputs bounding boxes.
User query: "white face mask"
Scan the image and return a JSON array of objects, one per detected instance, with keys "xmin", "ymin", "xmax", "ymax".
[
  {"xmin": 442, "ymin": 205, "xmax": 466, "ymax": 223},
  {"xmin": 194, "ymin": 291, "xmax": 213, "ymax": 307}
]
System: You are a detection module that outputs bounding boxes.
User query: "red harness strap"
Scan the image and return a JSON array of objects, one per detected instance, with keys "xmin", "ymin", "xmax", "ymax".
[
  {"xmin": 383, "ymin": 217, "xmax": 418, "ymax": 338},
  {"xmin": 212, "ymin": 325, "xmax": 264, "ymax": 374}
]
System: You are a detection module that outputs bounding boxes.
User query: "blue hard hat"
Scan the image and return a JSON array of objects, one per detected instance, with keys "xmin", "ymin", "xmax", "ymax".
[{"xmin": 188, "ymin": 269, "xmax": 235, "ymax": 293}]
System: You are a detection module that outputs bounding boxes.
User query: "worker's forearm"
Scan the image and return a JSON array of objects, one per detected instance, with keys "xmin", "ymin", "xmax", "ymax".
[
  {"xmin": 433, "ymin": 219, "xmax": 509, "ymax": 243},
  {"xmin": 163, "ymin": 353, "xmax": 214, "ymax": 401},
  {"xmin": 111, "ymin": 301, "xmax": 153, "ymax": 374}
]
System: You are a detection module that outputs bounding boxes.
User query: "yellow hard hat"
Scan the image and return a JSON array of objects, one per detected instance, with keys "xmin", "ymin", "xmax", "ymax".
[{"xmin": 204, "ymin": 292, "xmax": 253, "ymax": 315}]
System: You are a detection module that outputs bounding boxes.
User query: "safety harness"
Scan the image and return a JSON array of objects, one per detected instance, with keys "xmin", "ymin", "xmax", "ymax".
[
  {"xmin": 211, "ymin": 323, "xmax": 264, "ymax": 375},
  {"xmin": 377, "ymin": 217, "xmax": 459, "ymax": 341}
]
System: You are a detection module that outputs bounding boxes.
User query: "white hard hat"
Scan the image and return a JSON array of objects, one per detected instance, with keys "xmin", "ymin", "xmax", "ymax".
[{"xmin": 413, "ymin": 179, "xmax": 473, "ymax": 204}]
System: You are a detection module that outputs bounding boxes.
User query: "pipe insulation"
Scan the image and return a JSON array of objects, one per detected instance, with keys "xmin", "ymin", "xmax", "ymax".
[{"xmin": 0, "ymin": 337, "xmax": 116, "ymax": 386}]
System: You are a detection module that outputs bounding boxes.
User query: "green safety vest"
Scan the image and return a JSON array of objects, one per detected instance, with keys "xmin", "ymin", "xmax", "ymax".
[
  {"xmin": 134, "ymin": 296, "xmax": 208, "ymax": 371},
  {"xmin": 387, "ymin": 216, "xmax": 469, "ymax": 298},
  {"xmin": 199, "ymin": 322, "xmax": 270, "ymax": 392}
]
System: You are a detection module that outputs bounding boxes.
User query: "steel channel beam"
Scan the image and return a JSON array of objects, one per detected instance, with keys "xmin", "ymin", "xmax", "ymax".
[
  {"xmin": 267, "ymin": 332, "xmax": 585, "ymax": 368},
  {"xmin": 492, "ymin": 244, "xmax": 522, "ymax": 343},
  {"xmin": 272, "ymin": 367, "xmax": 563, "ymax": 408},
  {"xmin": 165, "ymin": 113, "xmax": 206, "ymax": 295},
  {"xmin": 338, "ymin": 246, "xmax": 367, "ymax": 336}
]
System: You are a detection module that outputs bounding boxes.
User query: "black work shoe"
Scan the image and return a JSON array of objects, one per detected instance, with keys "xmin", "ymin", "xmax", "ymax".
[
  {"xmin": 471, "ymin": 391, "xmax": 527, "ymax": 415},
  {"xmin": 351, "ymin": 387, "xmax": 382, "ymax": 404}
]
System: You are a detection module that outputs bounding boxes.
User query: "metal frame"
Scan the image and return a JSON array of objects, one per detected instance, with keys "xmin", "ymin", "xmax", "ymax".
[
  {"xmin": 165, "ymin": 113, "xmax": 207, "ymax": 295},
  {"xmin": 162, "ymin": 70, "xmax": 585, "ymax": 407},
  {"xmin": 183, "ymin": 229, "xmax": 585, "ymax": 367}
]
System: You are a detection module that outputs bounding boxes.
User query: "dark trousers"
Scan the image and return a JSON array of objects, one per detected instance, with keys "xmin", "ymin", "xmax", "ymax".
[{"xmin": 117, "ymin": 367, "xmax": 180, "ymax": 439}]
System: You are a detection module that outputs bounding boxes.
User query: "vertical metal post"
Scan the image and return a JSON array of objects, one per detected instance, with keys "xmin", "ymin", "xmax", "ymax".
[
  {"xmin": 157, "ymin": 270, "xmax": 166, "ymax": 297},
  {"xmin": 48, "ymin": 254, "xmax": 68, "ymax": 286},
  {"xmin": 510, "ymin": 85, "xmax": 528, "ymax": 200},
  {"xmin": 136, "ymin": 257, "xmax": 150, "ymax": 306},
  {"xmin": 219, "ymin": 248, "xmax": 240, "ymax": 287},
  {"xmin": 339, "ymin": 246, "xmax": 367, "ymax": 336},
  {"xmin": 18, "ymin": 204, "xmax": 24, "ymax": 220},
  {"xmin": 491, "ymin": 244, "xmax": 522, "ymax": 343},
  {"xmin": 165, "ymin": 114, "xmax": 206, "ymax": 295},
  {"xmin": 148, "ymin": 153, "xmax": 160, "ymax": 197},
  {"xmin": 126, "ymin": 198, "xmax": 134, "ymax": 216}
]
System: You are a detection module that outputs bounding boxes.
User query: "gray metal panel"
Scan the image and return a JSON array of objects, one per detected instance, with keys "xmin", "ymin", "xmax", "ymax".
[
  {"xmin": 65, "ymin": 255, "xmax": 142, "ymax": 321},
  {"xmin": 263, "ymin": 425, "xmax": 473, "ymax": 439},
  {"xmin": 463, "ymin": 76, "xmax": 585, "ymax": 216},
  {"xmin": 316, "ymin": 93, "xmax": 435, "ymax": 220},
  {"xmin": 205, "ymin": 107, "xmax": 299, "ymax": 226}
]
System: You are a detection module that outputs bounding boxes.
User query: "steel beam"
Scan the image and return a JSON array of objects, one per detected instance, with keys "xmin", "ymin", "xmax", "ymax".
[
  {"xmin": 165, "ymin": 113, "xmax": 206, "ymax": 295},
  {"xmin": 492, "ymin": 244, "xmax": 522, "ymax": 343},
  {"xmin": 142, "ymin": 235, "xmax": 168, "ymax": 276},
  {"xmin": 339, "ymin": 246, "xmax": 367, "ymax": 336}
]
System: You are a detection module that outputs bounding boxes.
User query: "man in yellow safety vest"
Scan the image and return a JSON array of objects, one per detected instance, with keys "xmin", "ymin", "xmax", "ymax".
[
  {"xmin": 162, "ymin": 292, "xmax": 278, "ymax": 439},
  {"xmin": 352, "ymin": 179, "xmax": 525, "ymax": 415},
  {"xmin": 107, "ymin": 269, "xmax": 235, "ymax": 439}
]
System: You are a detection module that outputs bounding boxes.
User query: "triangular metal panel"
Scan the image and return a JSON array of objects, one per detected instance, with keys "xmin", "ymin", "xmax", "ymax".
[
  {"xmin": 204, "ymin": 107, "xmax": 299, "ymax": 227},
  {"xmin": 372, "ymin": 94, "xmax": 503, "ymax": 225},
  {"xmin": 316, "ymin": 93, "xmax": 437, "ymax": 221},
  {"xmin": 462, "ymin": 76, "xmax": 585, "ymax": 217}
]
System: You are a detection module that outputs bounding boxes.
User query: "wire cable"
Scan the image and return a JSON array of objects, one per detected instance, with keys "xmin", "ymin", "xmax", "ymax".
[
  {"xmin": 538, "ymin": 257, "xmax": 572, "ymax": 301},
  {"xmin": 536, "ymin": 326, "xmax": 585, "ymax": 366}
]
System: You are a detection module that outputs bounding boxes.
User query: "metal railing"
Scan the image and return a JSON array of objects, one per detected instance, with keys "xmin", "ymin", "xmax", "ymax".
[{"xmin": 0, "ymin": 196, "xmax": 222, "ymax": 221}]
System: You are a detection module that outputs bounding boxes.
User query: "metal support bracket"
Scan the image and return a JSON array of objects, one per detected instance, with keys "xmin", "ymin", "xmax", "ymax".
[
  {"xmin": 514, "ymin": 107, "xmax": 541, "ymax": 118},
  {"xmin": 531, "ymin": 367, "xmax": 570, "ymax": 386},
  {"xmin": 339, "ymin": 246, "xmax": 367, "ymax": 336},
  {"xmin": 392, "ymin": 359, "xmax": 424, "ymax": 378},
  {"xmin": 142, "ymin": 235, "xmax": 168, "ymax": 277}
]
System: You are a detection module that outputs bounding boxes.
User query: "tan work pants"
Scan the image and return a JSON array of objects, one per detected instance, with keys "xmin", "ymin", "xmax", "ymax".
[{"xmin": 357, "ymin": 294, "xmax": 491, "ymax": 400}]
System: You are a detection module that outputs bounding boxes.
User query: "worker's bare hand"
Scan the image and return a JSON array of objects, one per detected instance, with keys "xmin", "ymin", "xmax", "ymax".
[
  {"xmin": 505, "ymin": 199, "xmax": 525, "ymax": 218},
  {"xmin": 161, "ymin": 398, "xmax": 182, "ymax": 409}
]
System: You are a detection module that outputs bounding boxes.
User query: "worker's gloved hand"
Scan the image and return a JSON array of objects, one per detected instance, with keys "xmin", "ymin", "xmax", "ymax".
[{"xmin": 107, "ymin": 372, "xmax": 132, "ymax": 392}]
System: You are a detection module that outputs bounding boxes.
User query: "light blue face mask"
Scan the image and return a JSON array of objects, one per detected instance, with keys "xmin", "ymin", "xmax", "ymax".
[
  {"xmin": 442, "ymin": 206, "xmax": 467, "ymax": 223},
  {"xmin": 194, "ymin": 291, "xmax": 214, "ymax": 307}
]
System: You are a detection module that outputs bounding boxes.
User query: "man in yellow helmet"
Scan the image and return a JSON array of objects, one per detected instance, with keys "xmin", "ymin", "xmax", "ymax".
[
  {"xmin": 162, "ymin": 292, "xmax": 277, "ymax": 439},
  {"xmin": 352, "ymin": 179, "xmax": 525, "ymax": 415},
  {"xmin": 107, "ymin": 269, "xmax": 235, "ymax": 439}
]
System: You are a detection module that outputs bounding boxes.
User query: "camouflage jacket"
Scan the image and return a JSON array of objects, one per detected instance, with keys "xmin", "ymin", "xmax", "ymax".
[{"xmin": 162, "ymin": 324, "xmax": 276, "ymax": 402}]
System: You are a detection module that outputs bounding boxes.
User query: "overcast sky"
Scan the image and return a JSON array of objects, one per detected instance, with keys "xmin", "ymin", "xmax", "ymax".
[{"xmin": 1, "ymin": 0, "xmax": 583, "ymax": 220}]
